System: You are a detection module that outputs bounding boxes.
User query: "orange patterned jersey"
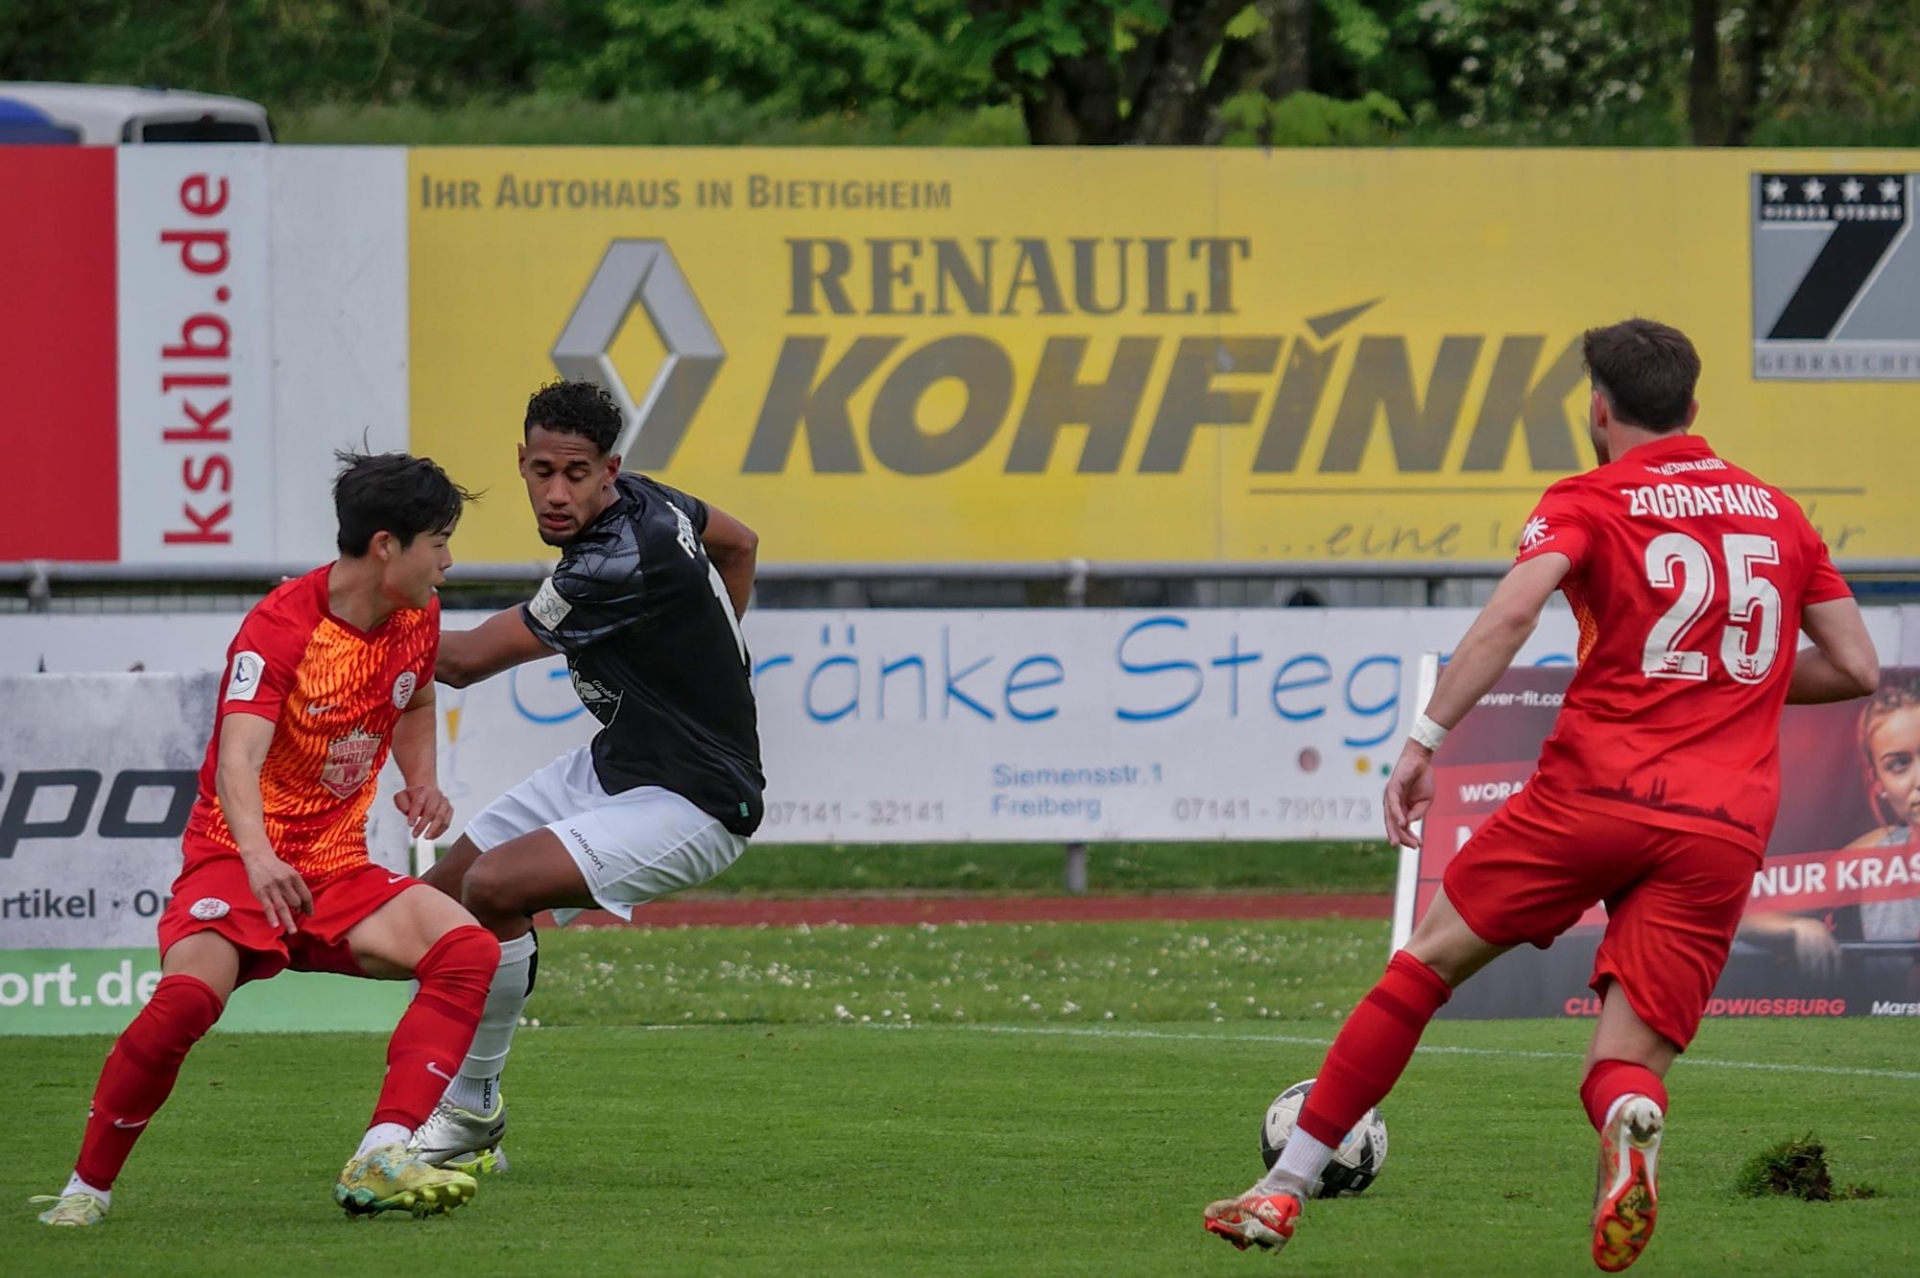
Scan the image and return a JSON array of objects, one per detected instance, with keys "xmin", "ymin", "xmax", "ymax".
[{"xmin": 188, "ymin": 565, "xmax": 438, "ymax": 885}]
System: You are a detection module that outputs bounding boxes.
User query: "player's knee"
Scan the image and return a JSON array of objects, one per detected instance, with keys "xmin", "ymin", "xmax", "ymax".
[
  {"xmin": 459, "ymin": 855, "xmax": 526, "ymax": 926},
  {"xmin": 414, "ymin": 924, "xmax": 501, "ymax": 1003},
  {"xmin": 124, "ymin": 974, "xmax": 225, "ymax": 1068},
  {"xmin": 419, "ymin": 837, "xmax": 478, "ymax": 900}
]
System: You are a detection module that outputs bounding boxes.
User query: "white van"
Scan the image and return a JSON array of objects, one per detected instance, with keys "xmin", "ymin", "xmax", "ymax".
[{"xmin": 0, "ymin": 82, "xmax": 272, "ymax": 144}]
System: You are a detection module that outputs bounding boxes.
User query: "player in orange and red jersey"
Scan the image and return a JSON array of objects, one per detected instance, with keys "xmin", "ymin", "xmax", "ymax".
[
  {"xmin": 34, "ymin": 452, "xmax": 501, "ymax": 1228},
  {"xmin": 1204, "ymin": 320, "xmax": 1882, "ymax": 1270}
]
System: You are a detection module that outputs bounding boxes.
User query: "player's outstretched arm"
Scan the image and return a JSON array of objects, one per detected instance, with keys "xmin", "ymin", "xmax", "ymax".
[
  {"xmin": 1383, "ymin": 553, "xmax": 1569, "ymax": 848},
  {"xmin": 215, "ymin": 713, "xmax": 313, "ymax": 933},
  {"xmin": 702, "ymin": 503, "xmax": 758, "ymax": 620},
  {"xmin": 436, "ymin": 606, "xmax": 553, "ymax": 689},
  {"xmin": 1788, "ymin": 597, "xmax": 1879, "ymax": 704}
]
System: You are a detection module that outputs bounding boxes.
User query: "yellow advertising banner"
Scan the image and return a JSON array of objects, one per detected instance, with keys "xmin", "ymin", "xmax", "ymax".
[{"xmin": 407, "ymin": 149, "xmax": 1920, "ymax": 564}]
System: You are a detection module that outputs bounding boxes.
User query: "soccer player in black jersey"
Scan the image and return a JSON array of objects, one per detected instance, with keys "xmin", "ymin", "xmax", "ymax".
[{"xmin": 408, "ymin": 379, "xmax": 763, "ymax": 1172}]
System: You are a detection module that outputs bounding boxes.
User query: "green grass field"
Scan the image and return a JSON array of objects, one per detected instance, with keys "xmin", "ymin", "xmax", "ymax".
[
  {"xmin": 662, "ymin": 840, "xmax": 1399, "ymax": 896},
  {"xmin": 9, "ymin": 921, "xmax": 1917, "ymax": 1276}
]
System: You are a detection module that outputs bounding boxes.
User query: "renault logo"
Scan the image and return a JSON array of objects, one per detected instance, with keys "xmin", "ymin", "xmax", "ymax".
[{"xmin": 551, "ymin": 240, "xmax": 724, "ymax": 468}]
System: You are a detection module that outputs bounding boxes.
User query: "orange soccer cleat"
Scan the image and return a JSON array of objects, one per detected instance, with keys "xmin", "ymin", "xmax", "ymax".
[{"xmin": 1203, "ymin": 1189, "xmax": 1303, "ymax": 1253}]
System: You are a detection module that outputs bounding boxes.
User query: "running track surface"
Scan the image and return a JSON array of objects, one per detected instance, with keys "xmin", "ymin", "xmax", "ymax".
[{"xmin": 549, "ymin": 893, "xmax": 1392, "ymax": 930}]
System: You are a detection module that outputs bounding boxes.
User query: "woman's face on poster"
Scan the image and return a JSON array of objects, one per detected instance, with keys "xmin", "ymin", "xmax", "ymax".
[{"xmin": 1868, "ymin": 704, "xmax": 1920, "ymax": 824}]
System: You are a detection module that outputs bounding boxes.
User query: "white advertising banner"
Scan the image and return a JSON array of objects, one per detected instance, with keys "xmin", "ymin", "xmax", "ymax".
[
  {"xmin": 264, "ymin": 148, "xmax": 412, "ymax": 565},
  {"xmin": 0, "ymin": 674, "xmax": 216, "ymax": 949},
  {"xmin": 111, "ymin": 147, "xmax": 410, "ymax": 566},
  {"xmin": 0, "ymin": 607, "xmax": 1909, "ymax": 844},
  {"xmin": 117, "ymin": 149, "xmax": 275, "ymax": 562},
  {"xmin": 0, "ymin": 673, "xmax": 410, "ymax": 1033}
]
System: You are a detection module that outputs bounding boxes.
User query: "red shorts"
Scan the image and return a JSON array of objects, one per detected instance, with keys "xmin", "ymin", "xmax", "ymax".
[
  {"xmin": 157, "ymin": 838, "xmax": 420, "ymax": 987},
  {"xmin": 1442, "ymin": 782, "xmax": 1757, "ymax": 1049}
]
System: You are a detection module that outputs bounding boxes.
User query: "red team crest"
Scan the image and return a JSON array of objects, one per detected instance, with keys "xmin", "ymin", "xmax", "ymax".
[{"xmin": 320, "ymin": 728, "xmax": 385, "ymax": 799}]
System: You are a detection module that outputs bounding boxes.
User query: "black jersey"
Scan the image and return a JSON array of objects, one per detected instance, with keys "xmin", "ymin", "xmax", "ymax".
[{"xmin": 521, "ymin": 473, "xmax": 763, "ymax": 836}]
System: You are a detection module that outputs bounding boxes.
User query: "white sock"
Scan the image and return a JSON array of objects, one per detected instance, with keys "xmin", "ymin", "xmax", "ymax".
[
  {"xmin": 447, "ymin": 931, "xmax": 535, "ymax": 1107},
  {"xmin": 63, "ymin": 1172, "xmax": 109, "ymax": 1206},
  {"xmin": 1258, "ymin": 1131, "xmax": 1336, "ymax": 1196},
  {"xmin": 445, "ymin": 1071, "xmax": 498, "ymax": 1114},
  {"xmin": 355, "ymin": 1122, "xmax": 411, "ymax": 1160}
]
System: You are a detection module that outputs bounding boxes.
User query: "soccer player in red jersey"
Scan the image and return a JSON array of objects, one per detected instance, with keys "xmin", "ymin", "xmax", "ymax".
[
  {"xmin": 34, "ymin": 453, "xmax": 501, "ymax": 1227},
  {"xmin": 1204, "ymin": 320, "xmax": 1882, "ymax": 1270}
]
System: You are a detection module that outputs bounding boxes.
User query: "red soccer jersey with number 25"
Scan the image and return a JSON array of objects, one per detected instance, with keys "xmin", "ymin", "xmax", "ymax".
[
  {"xmin": 1513, "ymin": 433, "xmax": 1852, "ymax": 855},
  {"xmin": 188, "ymin": 566, "xmax": 438, "ymax": 885}
]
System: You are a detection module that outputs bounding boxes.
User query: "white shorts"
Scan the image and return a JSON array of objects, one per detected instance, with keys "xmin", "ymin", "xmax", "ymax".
[{"xmin": 463, "ymin": 745, "xmax": 748, "ymax": 922}]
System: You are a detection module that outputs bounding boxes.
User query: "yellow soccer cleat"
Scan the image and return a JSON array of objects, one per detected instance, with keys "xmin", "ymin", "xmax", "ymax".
[
  {"xmin": 32, "ymin": 1193, "xmax": 108, "ymax": 1227},
  {"xmin": 334, "ymin": 1144, "xmax": 478, "ymax": 1218}
]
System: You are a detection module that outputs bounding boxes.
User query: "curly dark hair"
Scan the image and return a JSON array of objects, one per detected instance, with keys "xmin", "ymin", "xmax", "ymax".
[
  {"xmin": 1582, "ymin": 318, "xmax": 1700, "ymax": 432},
  {"xmin": 525, "ymin": 379, "xmax": 623, "ymax": 454},
  {"xmin": 333, "ymin": 450, "xmax": 476, "ymax": 555}
]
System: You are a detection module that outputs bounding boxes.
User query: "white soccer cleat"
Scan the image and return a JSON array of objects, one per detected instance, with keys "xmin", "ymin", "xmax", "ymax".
[
  {"xmin": 1591, "ymin": 1094, "xmax": 1663, "ymax": 1272},
  {"xmin": 32, "ymin": 1192, "xmax": 107, "ymax": 1227},
  {"xmin": 408, "ymin": 1095, "xmax": 510, "ymax": 1174}
]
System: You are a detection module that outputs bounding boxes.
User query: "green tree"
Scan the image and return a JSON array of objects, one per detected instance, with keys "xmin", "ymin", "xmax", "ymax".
[
  {"xmin": 959, "ymin": 1, "xmax": 1327, "ymax": 144},
  {"xmin": 531, "ymin": 0, "xmax": 986, "ymax": 116}
]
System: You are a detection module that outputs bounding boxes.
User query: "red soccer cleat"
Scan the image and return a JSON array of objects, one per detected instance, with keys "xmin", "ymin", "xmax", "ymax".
[
  {"xmin": 1203, "ymin": 1189, "xmax": 1302, "ymax": 1253},
  {"xmin": 1591, "ymin": 1094, "xmax": 1664, "ymax": 1272}
]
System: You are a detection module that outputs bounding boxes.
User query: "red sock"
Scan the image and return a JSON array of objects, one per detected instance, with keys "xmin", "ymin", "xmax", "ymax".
[
  {"xmin": 1296, "ymin": 951, "xmax": 1452, "ymax": 1147},
  {"xmin": 370, "ymin": 925, "xmax": 499, "ymax": 1130},
  {"xmin": 74, "ymin": 974, "xmax": 224, "ymax": 1190},
  {"xmin": 1581, "ymin": 1059, "xmax": 1668, "ymax": 1132}
]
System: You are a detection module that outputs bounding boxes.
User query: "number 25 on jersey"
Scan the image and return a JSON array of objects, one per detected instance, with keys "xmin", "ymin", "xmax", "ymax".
[{"xmin": 1643, "ymin": 533, "xmax": 1781, "ymax": 684}]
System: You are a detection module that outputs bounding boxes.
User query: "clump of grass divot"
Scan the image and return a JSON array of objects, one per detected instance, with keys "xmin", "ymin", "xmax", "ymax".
[{"xmin": 1735, "ymin": 1135, "xmax": 1879, "ymax": 1201}]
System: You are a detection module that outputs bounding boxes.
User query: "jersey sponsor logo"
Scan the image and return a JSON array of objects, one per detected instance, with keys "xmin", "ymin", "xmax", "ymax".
[
  {"xmin": 1519, "ymin": 516, "xmax": 1550, "ymax": 549},
  {"xmin": 1753, "ymin": 171, "xmax": 1917, "ymax": 380},
  {"xmin": 225, "ymin": 650, "xmax": 265, "ymax": 702},
  {"xmin": 392, "ymin": 670, "xmax": 418, "ymax": 709},
  {"xmin": 1645, "ymin": 456, "xmax": 1727, "ymax": 476},
  {"xmin": 188, "ymin": 897, "xmax": 230, "ymax": 921},
  {"xmin": 529, "ymin": 577, "xmax": 573, "ymax": 630},
  {"xmin": 1622, "ymin": 482, "xmax": 1780, "ymax": 521},
  {"xmin": 319, "ymin": 727, "xmax": 383, "ymax": 799},
  {"xmin": 570, "ymin": 671, "xmax": 624, "ymax": 727},
  {"xmin": 670, "ymin": 501, "xmax": 700, "ymax": 560}
]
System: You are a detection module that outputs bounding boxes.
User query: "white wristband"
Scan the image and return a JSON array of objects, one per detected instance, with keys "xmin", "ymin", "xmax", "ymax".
[{"xmin": 1408, "ymin": 713, "xmax": 1449, "ymax": 752}]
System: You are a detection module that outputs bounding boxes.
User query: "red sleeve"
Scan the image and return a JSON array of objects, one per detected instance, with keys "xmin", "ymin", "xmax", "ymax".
[
  {"xmin": 1803, "ymin": 534, "xmax": 1852, "ymax": 606},
  {"xmin": 1514, "ymin": 480, "xmax": 1595, "ymax": 571},
  {"xmin": 419, "ymin": 595, "xmax": 442, "ymax": 680},
  {"xmin": 219, "ymin": 603, "xmax": 309, "ymax": 723}
]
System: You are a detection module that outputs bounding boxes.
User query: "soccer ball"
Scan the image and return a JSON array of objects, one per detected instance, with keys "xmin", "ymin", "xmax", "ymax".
[{"xmin": 1260, "ymin": 1078, "xmax": 1388, "ymax": 1198}]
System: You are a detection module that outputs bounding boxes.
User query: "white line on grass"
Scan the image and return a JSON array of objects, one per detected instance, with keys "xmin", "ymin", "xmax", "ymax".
[
  {"xmin": 932, "ymin": 1022, "xmax": 1920, "ymax": 1082},
  {"xmin": 623, "ymin": 1020, "xmax": 1920, "ymax": 1082}
]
